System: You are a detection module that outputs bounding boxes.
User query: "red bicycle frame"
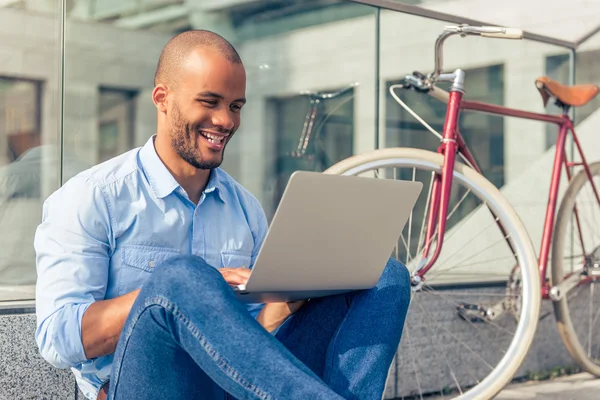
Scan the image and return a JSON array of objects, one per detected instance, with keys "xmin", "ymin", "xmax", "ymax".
[{"xmin": 415, "ymin": 79, "xmax": 600, "ymax": 298}]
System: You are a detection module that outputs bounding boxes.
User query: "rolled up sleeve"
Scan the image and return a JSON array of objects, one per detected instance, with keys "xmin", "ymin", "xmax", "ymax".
[{"xmin": 34, "ymin": 175, "xmax": 112, "ymax": 369}]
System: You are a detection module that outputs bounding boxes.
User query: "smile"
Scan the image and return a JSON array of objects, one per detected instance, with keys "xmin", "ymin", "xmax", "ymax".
[{"xmin": 199, "ymin": 130, "xmax": 227, "ymax": 144}]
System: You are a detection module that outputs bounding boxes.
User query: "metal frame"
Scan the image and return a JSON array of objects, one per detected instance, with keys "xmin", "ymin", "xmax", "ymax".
[
  {"xmin": 349, "ymin": 0, "xmax": 600, "ymax": 50},
  {"xmin": 408, "ymin": 69, "xmax": 600, "ymax": 302}
]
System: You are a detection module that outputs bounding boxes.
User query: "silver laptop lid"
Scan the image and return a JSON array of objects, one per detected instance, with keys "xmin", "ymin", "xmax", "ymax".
[{"xmin": 245, "ymin": 171, "xmax": 423, "ymax": 293}]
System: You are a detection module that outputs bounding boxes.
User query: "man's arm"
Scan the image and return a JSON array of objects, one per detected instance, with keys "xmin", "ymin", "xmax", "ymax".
[
  {"xmin": 81, "ymin": 289, "xmax": 139, "ymax": 359},
  {"xmin": 35, "ymin": 175, "xmax": 114, "ymax": 369},
  {"xmin": 256, "ymin": 301, "xmax": 306, "ymax": 332}
]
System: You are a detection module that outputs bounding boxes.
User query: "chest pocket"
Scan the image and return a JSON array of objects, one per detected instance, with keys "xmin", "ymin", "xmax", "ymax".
[
  {"xmin": 121, "ymin": 245, "xmax": 180, "ymax": 272},
  {"xmin": 220, "ymin": 250, "xmax": 252, "ymax": 269}
]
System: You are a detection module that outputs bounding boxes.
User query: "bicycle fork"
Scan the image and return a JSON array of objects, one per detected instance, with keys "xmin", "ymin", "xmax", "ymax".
[
  {"xmin": 409, "ymin": 71, "xmax": 519, "ymax": 323},
  {"xmin": 411, "ymin": 70, "xmax": 466, "ymax": 288}
]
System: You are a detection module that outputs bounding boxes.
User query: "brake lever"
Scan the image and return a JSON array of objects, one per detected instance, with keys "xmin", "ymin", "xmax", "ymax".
[{"xmin": 403, "ymin": 73, "xmax": 431, "ymax": 93}]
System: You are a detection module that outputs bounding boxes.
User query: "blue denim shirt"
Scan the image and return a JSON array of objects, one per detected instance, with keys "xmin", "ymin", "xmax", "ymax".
[{"xmin": 34, "ymin": 135, "xmax": 267, "ymax": 399}]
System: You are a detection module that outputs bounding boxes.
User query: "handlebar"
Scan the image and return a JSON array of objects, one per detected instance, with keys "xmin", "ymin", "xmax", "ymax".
[
  {"xmin": 300, "ymin": 82, "xmax": 359, "ymax": 101},
  {"xmin": 432, "ymin": 24, "xmax": 523, "ymax": 80},
  {"xmin": 400, "ymin": 24, "xmax": 523, "ymax": 97}
]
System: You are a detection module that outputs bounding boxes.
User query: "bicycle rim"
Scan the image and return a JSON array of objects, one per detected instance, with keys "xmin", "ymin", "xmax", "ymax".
[
  {"xmin": 324, "ymin": 148, "xmax": 540, "ymax": 399},
  {"xmin": 552, "ymin": 161, "xmax": 600, "ymax": 376}
]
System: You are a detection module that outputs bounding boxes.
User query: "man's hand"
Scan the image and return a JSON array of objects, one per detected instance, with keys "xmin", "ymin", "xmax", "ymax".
[
  {"xmin": 257, "ymin": 300, "xmax": 307, "ymax": 332},
  {"xmin": 219, "ymin": 267, "xmax": 307, "ymax": 332},
  {"xmin": 219, "ymin": 267, "xmax": 251, "ymax": 286}
]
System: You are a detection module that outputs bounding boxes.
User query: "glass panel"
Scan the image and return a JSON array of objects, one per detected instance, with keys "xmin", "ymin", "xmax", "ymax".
[
  {"xmin": 98, "ymin": 88, "xmax": 138, "ymax": 163},
  {"xmin": 380, "ymin": 10, "xmax": 572, "ymax": 262},
  {"xmin": 386, "ymin": 64, "xmax": 505, "ymax": 188},
  {"xmin": 266, "ymin": 84, "xmax": 356, "ymax": 209},
  {"xmin": 545, "ymin": 49, "xmax": 600, "ymax": 147},
  {"xmin": 63, "ymin": 0, "xmax": 378, "ymax": 221},
  {"xmin": 0, "ymin": 4, "xmax": 62, "ymax": 302}
]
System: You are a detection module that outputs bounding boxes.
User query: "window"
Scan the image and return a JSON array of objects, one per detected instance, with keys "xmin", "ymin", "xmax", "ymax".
[
  {"xmin": 0, "ymin": 77, "xmax": 43, "ymax": 301},
  {"xmin": 266, "ymin": 86, "xmax": 355, "ymax": 213},
  {"xmin": 545, "ymin": 51, "xmax": 600, "ymax": 148},
  {"xmin": 98, "ymin": 88, "xmax": 138, "ymax": 163}
]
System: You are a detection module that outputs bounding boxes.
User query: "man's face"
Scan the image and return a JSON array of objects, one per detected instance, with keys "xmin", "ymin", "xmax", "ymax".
[{"xmin": 167, "ymin": 49, "xmax": 246, "ymax": 169}]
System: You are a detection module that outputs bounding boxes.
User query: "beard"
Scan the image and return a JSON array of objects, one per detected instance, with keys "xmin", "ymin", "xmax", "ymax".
[{"xmin": 169, "ymin": 102, "xmax": 232, "ymax": 170}]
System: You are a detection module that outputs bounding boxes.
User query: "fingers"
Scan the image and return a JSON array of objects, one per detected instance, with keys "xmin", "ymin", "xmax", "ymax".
[
  {"xmin": 287, "ymin": 300, "xmax": 307, "ymax": 313},
  {"xmin": 219, "ymin": 267, "xmax": 251, "ymax": 285}
]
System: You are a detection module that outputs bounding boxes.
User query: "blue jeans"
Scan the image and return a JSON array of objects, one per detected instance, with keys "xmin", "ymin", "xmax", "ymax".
[{"xmin": 107, "ymin": 255, "xmax": 411, "ymax": 400}]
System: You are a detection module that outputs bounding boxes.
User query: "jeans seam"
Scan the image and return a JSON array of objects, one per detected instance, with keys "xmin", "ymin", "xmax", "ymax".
[
  {"xmin": 323, "ymin": 297, "xmax": 353, "ymax": 384},
  {"xmin": 152, "ymin": 295, "xmax": 274, "ymax": 400},
  {"xmin": 109, "ymin": 300, "xmax": 154, "ymax": 399}
]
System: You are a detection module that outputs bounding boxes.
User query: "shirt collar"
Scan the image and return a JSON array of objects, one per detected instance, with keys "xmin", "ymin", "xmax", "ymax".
[
  {"xmin": 139, "ymin": 135, "xmax": 226, "ymax": 203},
  {"xmin": 204, "ymin": 168, "xmax": 227, "ymax": 203}
]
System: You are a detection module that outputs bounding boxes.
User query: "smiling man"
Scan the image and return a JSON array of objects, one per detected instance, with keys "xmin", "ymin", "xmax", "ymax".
[{"xmin": 34, "ymin": 30, "xmax": 411, "ymax": 400}]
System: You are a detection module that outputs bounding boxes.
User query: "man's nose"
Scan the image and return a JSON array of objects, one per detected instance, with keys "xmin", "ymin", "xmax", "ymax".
[{"xmin": 212, "ymin": 109, "xmax": 235, "ymax": 131}]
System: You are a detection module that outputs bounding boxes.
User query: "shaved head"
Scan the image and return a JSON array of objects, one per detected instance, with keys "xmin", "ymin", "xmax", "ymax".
[{"xmin": 154, "ymin": 29, "xmax": 242, "ymax": 88}]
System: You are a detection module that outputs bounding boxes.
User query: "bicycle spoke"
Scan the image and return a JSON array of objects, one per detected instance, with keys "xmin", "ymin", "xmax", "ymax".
[
  {"xmin": 584, "ymin": 177, "xmax": 600, "ymax": 237},
  {"xmin": 416, "ymin": 172, "xmax": 435, "ymax": 260},
  {"xmin": 441, "ymin": 231, "xmax": 508, "ymax": 271},
  {"xmin": 438, "ymin": 255, "xmax": 516, "ymax": 270},
  {"xmin": 413, "ymin": 192, "xmax": 480, "ymax": 269},
  {"xmin": 422, "ymin": 290, "xmax": 517, "ymax": 297},
  {"xmin": 427, "ymin": 226, "xmax": 510, "ymax": 281},
  {"xmin": 421, "ymin": 284, "xmax": 516, "ymax": 337},
  {"xmin": 427, "ymin": 255, "xmax": 516, "ymax": 282},
  {"xmin": 413, "ymin": 295, "xmax": 466, "ymax": 395},
  {"xmin": 394, "ymin": 167, "xmax": 400, "ymax": 262},
  {"xmin": 323, "ymin": 147, "xmax": 540, "ymax": 398},
  {"xmin": 404, "ymin": 325, "xmax": 424, "ymax": 400},
  {"xmin": 575, "ymin": 194, "xmax": 600, "ymax": 246},
  {"xmin": 589, "ymin": 283, "xmax": 594, "ymax": 357},
  {"xmin": 413, "ymin": 292, "xmax": 497, "ymax": 391}
]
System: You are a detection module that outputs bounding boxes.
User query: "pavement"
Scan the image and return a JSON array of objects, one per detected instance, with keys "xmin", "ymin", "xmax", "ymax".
[{"xmin": 495, "ymin": 373, "xmax": 600, "ymax": 399}]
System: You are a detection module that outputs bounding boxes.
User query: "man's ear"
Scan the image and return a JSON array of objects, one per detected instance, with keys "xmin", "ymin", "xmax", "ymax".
[{"xmin": 152, "ymin": 84, "xmax": 168, "ymax": 113}]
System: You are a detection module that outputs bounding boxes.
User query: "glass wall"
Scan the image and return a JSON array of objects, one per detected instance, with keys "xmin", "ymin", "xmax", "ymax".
[
  {"xmin": 1, "ymin": 0, "xmax": 599, "ymax": 307},
  {"xmin": 59, "ymin": 0, "xmax": 378, "ymax": 220},
  {"xmin": 0, "ymin": 3, "xmax": 62, "ymax": 302}
]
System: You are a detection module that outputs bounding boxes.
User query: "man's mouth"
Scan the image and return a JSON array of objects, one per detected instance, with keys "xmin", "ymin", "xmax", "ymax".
[{"xmin": 199, "ymin": 130, "xmax": 228, "ymax": 145}]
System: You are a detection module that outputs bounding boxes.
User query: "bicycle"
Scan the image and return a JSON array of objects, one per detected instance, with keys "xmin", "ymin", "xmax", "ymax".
[
  {"xmin": 322, "ymin": 25, "xmax": 600, "ymax": 399},
  {"xmin": 269, "ymin": 82, "xmax": 357, "ymax": 206}
]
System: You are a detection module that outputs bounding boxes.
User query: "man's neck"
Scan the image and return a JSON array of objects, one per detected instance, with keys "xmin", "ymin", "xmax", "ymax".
[{"xmin": 154, "ymin": 135, "xmax": 210, "ymax": 204}]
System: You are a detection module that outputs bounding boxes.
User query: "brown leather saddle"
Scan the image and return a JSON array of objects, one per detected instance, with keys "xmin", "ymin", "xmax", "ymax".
[{"xmin": 535, "ymin": 76, "xmax": 600, "ymax": 108}]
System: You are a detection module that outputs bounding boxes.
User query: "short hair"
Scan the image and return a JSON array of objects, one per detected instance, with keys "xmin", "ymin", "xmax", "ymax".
[{"xmin": 154, "ymin": 30, "xmax": 242, "ymax": 87}]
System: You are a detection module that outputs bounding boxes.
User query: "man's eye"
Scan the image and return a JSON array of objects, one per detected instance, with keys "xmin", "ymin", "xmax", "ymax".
[
  {"xmin": 200, "ymin": 100, "xmax": 217, "ymax": 106},
  {"xmin": 231, "ymin": 104, "xmax": 243, "ymax": 112}
]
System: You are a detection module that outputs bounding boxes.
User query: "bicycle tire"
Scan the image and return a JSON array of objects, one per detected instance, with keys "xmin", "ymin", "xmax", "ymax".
[
  {"xmin": 323, "ymin": 147, "xmax": 541, "ymax": 399},
  {"xmin": 552, "ymin": 161, "xmax": 600, "ymax": 376}
]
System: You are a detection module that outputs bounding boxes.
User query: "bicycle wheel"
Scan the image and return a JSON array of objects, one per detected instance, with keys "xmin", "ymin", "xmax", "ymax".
[
  {"xmin": 324, "ymin": 148, "xmax": 540, "ymax": 399},
  {"xmin": 552, "ymin": 161, "xmax": 600, "ymax": 376}
]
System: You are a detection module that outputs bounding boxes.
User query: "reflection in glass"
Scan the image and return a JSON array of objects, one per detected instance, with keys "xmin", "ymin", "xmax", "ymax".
[
  {"xmin": 0, "ymin": 77, "xmax": 42, "ymax": 298},
  {"xmin": 384, "ymin": 65, "xmax": 505, "ymax": 254},
  {"xmin": 98, "ymin": 88, "xmax": 138, "ymax": 163},
  {"xmin": 546, "ymin": 50, "xmax": 600, "ymax": 148},
  {"xmin": 386, "ymin": 64, "xmax": 505, "ymax": 188},
  {"xmin": 267, "ymin": 84, "xmax": 355, "ymax": 207}
]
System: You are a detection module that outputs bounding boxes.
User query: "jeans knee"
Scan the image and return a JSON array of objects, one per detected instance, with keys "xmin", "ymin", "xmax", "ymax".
[
  {"xmin": 146, "ymin": 255, "xmax": 229, "ymax": 300},
  {"xmin": 378, "ymin": 258, "xmax": 411, "ymax": 300}
]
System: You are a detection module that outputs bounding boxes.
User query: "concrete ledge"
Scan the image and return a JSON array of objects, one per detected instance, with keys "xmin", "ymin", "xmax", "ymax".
[{"xmin": 0, "ymin": 314, "xmax": 75, "ymax": 400}]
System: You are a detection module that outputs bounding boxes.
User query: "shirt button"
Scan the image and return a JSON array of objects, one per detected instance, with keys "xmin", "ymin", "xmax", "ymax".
[{"xmin": 148, "ymin": 260, "xmax": 156, "ymax": 268}]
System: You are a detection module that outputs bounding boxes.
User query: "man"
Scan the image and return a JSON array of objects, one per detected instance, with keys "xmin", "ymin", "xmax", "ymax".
[{"xmin": 34, "ymin": 30, "xmax": 411, "ymax": 400}]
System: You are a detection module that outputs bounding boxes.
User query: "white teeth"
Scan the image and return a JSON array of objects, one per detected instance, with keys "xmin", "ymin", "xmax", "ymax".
[{"xmin": 200, "ymin": 131, "xmax": 226, "ymax": 144}]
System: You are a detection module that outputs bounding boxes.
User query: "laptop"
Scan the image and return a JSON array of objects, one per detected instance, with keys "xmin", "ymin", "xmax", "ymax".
[{"xmin": 234, "ymin": 170, "xmax": 423, "ymax": 303}]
